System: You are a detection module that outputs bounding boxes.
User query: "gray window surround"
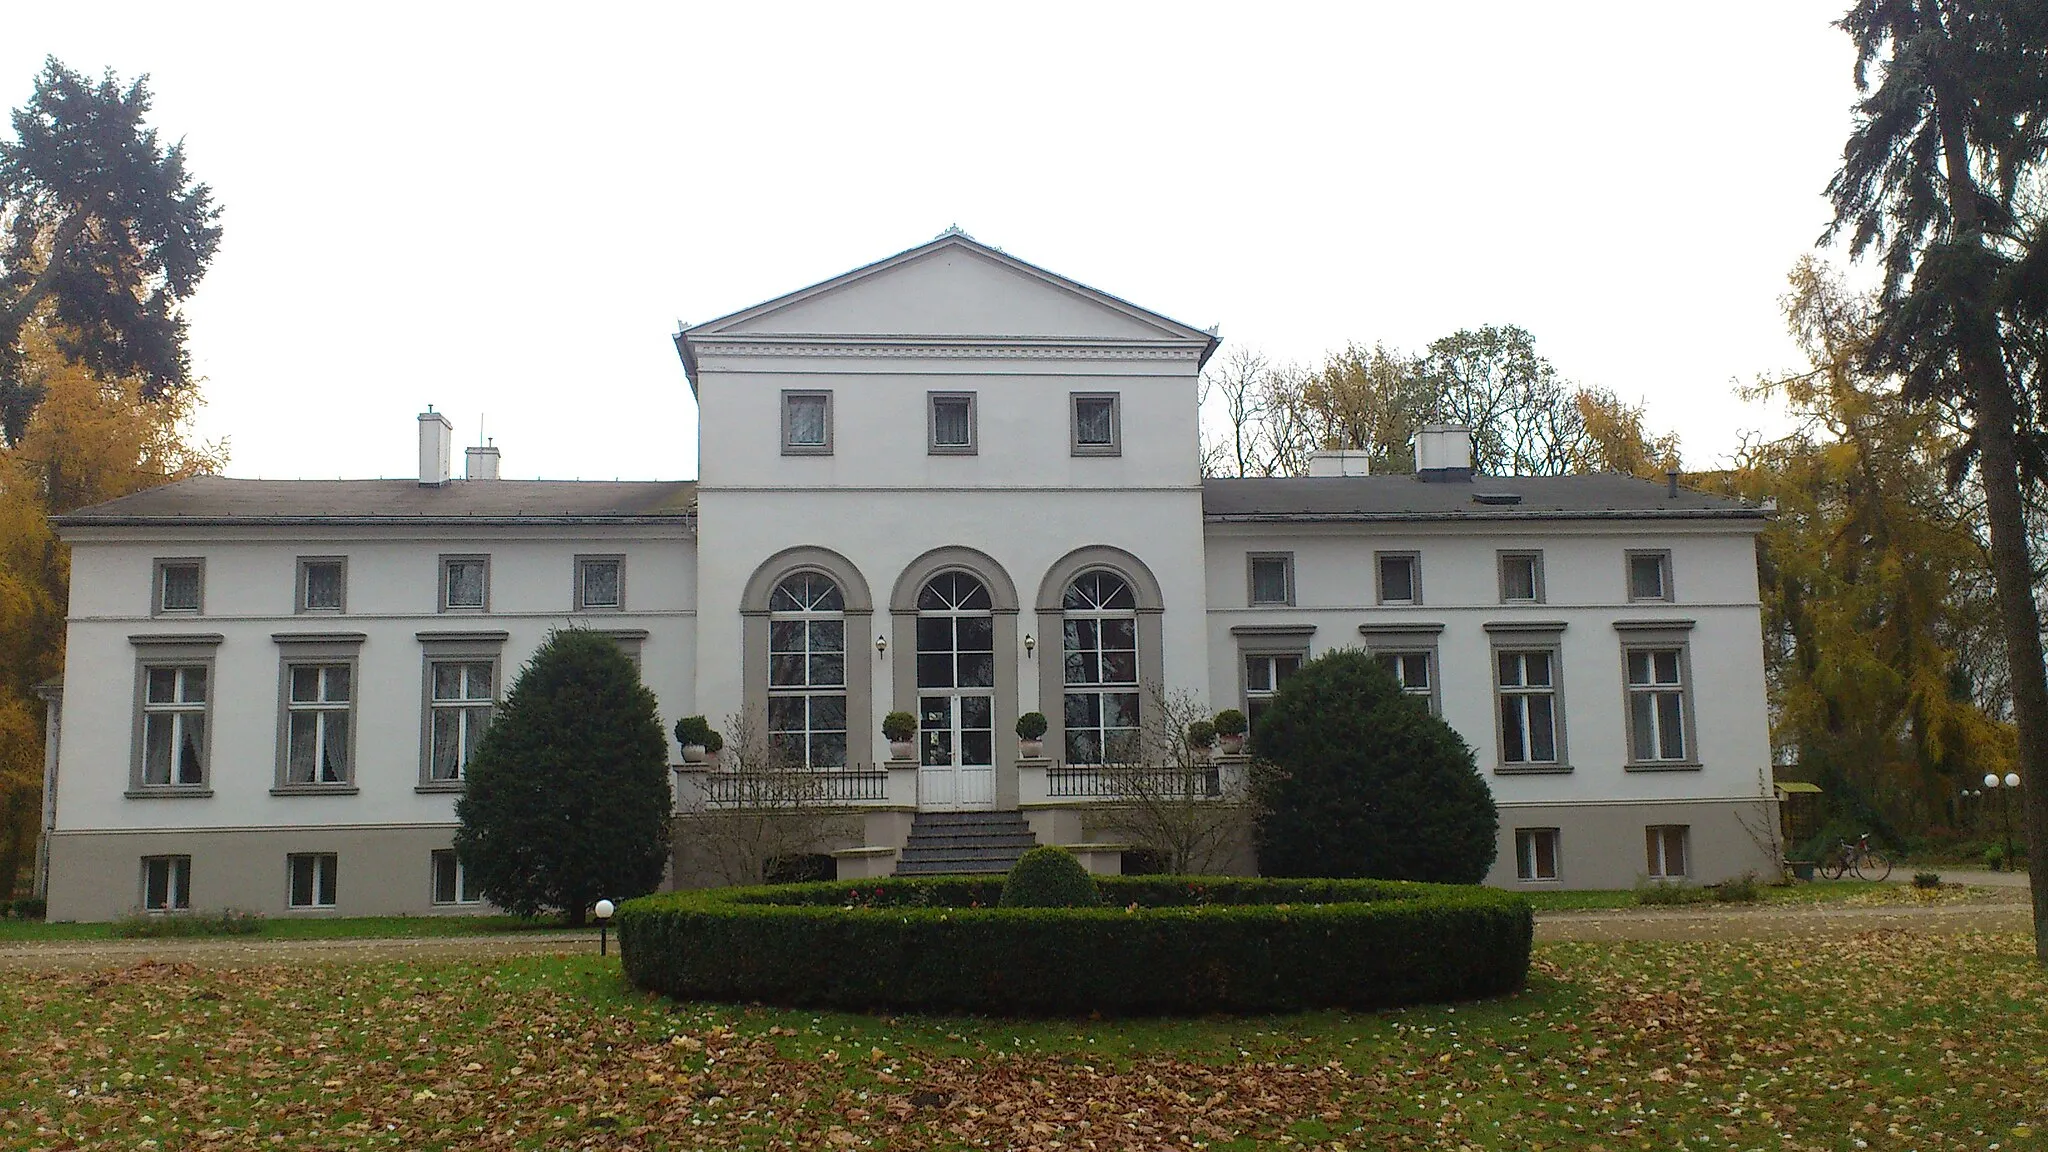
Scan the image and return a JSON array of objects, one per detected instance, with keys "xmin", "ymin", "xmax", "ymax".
[
  {"xmin": 574, "ymin": 554, "xmax": 626, "ymax": 612},
  {"xmin": 1615, "ymin": 620, "xmax": 1701, "ymax": 771},
  {"xmin": 1246, "ymin": 552, "xmax": 1295, "ymax": 607},
  {"xmin": 780, "ymin": 389, "xmax": 834, "ymax": 456},
  {"xmin": 1375, "ymin": 551, "xmax": 1421, "ymax": 605},
  {"xmin": 1514, "ymin": 828, "xmax": 1562, "ymax": 882},
  {"xmin": 1484, "ymin": 621, "xmax": 1570, "ymax": 774},
  {"xmin": 742, "ymin": 547, "xmax": 874, "ymax": 769},
  {"xmin": 431, "ymin": 849, "xmax": 480, "ymax": 905},
  {"xmin": 593, "ymin": 628, "xmax": 648, "ymax": 670},
  {"xmin": 1032, "ymin": 547, "xmax": 1165, "ymax": 790},
  {"xmin": 1645, "ymin": 824, "xmax": 1690, "ymax": 879},
  {"xmin": 1498, "ymin": 550, "xmax": 1544, "ymax": 604},
  {"xmin": 271, "ymin": 632, "xmax": 367, "ymax": 795},
  {"xmin": 416, "ymin": 630, "xmax": 507, "ymax": 792},
  {"xmin": 927, "ymin": 391, "xmax": 978, "ymax": 456},
  {"xmin": 286, "ymin": 852, "xmax": 339, "ymax": 910},
  {"xmin": 127, "ymin": 634, "xmax": 222, "ymax": 798},
  {"xmin": 1626, "ymin": 549, "xmax": 1674, "ymax": 603},
  {"xmin": 296, "ymin": 556, "xmax": 347, "ymax": 614},
  {"xmin": 1358, "ymin": 622, "xmax": 1444, "ymax": 716},
  {"xmin": 438, "ymin": 554, "xmax": 491, "ymax": 613},
  {"xmin": 1069, "ymin": 392, "xmax": 1122, "ymax": 457},
  {"xmin": 890, "ymin": 547, "xmax": 1021, "ymax": 796},
  {"xmin": 152, "ymin": 557, "xmax": 204, "ymax": 616},
  {"xmin": 141, "ymin": 854, "xmax": 192, "ymax": 911},
  {"xmin": 1239, "ymin": 646, "xmax": 1307, "ymax": 735}
]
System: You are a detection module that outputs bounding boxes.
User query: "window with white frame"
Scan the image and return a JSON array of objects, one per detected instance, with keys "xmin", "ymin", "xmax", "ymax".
[
  {"xmin": 426, "ymin": 661, "xmax": 494, "ymax": 782},
  {"xmin": 1248, "ymin": 554, "xmax": 1294, "ymax": 606},
  {"xmin": 576, "ymin": 555, "xmax": 624, "ymax": 611},
  {"xmin": 782, "ymin": 390, "xmax": 832, "ymax": 454},
  {"xmin": 284, "ymin": 664, "xmax": 353, "ymax": 785},
  {"xmin": 298, "ymin": 557, "xmax": 346, "ymax": 613},
  {"xmin": 1496, "ymin": 649, "xmax": 1561, "ymax": 767},
  {"xmin": 1062, "ymin": 572, "xmax": 1139, "ymax": 764},
  {"xmin": 140, "ymin": 665, "xmax": 209, "ymax": 787},
  {"xmin": 1243, "ymin": 652, "xmax": 1303, "ymax": 734},
  {"xmin": 1499, "ymin": 552, "xmax": 1542, "ymax": 603},
  {"xmin": 142, "ymin": 855, "xmax": 191, "ymax": 911},
  {"xmin": 1627, "ymin": 551, "xmax": 1672, "ymax": 601},
  {"xmin": 154, "ymin": 559, "xmax": 203, "ymax": 614},
  {"xmin": 1376, "ymin": 552, "xmax": 1419, "ymax": 604},
  {"xmin": 1070, "ymin": 393, "xmax": 1121, "ymax": 456},
  {"xmin": 288, "ymin": 853, "xmax": 338, "ymax": 908},
  {"xmin": 1375, "ymin": 650, "xmax": 1436, "ymax": 712},
  {"xmin": 1514, "ymin": 829, "xmax": 1560, "ymax": 882},
  {"xmin": 441, "ymin": 556, "xmax": 488, "ymax": 611},
  {"xmin": 431, "ymin": 849, "xmax": 480, "ymax": 905},
  {"xmin": 1645, "ymin": 825, "xmax": 1689, "ymax": 879},
  {"xmin": 928, "ymin": 392, "xmax": 976, "ymax": 454},
  {"xmin": 1626, "ymin": 647, "xmax": 1690, "ymax": 763},
  {"xmin": 768, "ymin": 572, "xmax": 848, "ymax": 769}
]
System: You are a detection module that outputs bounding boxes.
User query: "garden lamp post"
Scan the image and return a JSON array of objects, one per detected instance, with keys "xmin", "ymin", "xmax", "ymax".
[
  {"xmin": 1984, "ymin": 773, "xmax": 2022, "ymax": 866},
  {"xmin": 595, "ymin": 898, "xmax": 615, "ymax": 957}
]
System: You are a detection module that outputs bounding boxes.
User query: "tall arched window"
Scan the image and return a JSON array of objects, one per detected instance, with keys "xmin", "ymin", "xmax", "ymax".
[
  {"xmin": 1062, "ymin": 571, "xmax": 1139, "ymax": 764},
  {"xmin": 768, "ymin": 572, "xmax": 846, "ymax": 769},
  {"xmin": 916, "ymin": 572, "xmax": 995, "ymax": 775}
]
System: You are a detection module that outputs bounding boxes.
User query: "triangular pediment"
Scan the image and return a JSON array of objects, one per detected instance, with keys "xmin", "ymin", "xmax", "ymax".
[{"xmin": 685, "ymin": 233, "xmax": 1215, "ymax": 345}]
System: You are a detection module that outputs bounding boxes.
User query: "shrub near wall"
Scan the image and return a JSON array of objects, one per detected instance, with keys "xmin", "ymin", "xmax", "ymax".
[{"xmin": 618, "ymin": 876, "xmax": 1531, "ymax": 1016}]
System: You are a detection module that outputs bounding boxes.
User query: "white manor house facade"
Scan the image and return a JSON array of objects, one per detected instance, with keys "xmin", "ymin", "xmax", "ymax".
[{"xmin": 36, "ymin": 232, "xmax": 1780, "ymax": 920}]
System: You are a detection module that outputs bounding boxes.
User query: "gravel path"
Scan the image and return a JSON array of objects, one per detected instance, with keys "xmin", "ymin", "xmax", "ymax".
[
  {"xmin": 1538, "ymin": 887, "xmax": 2030, "ymax": 942},
  {"xmin": 0, "ymin": 931, "xmax": 598, "ymax": 970}
]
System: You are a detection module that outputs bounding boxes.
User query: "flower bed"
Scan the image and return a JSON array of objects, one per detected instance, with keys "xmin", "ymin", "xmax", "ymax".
[{"xmin": 617, "ymin": 875, "xmax": 1532, "ymax": 1016}]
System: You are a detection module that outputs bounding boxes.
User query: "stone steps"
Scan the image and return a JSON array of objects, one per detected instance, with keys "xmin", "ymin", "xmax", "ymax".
[{"xmin": 893, "ymin": 810, "xmax": 1038, "ymax": 876}]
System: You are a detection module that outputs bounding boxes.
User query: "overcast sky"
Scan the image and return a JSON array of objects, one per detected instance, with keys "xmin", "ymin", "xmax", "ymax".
[{"xmin": 10, "ymin": 2, "xmax": 1860, "ymax": 480}]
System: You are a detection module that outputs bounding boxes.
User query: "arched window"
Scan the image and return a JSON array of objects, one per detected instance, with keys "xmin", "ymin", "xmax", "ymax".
[
  {"xmin": 768, "ymin": 572, "xmax": 846, "ymax": 769},
  {"xmin": 1062, "ymin": 571, "xmax": 1139, "ymax": 764},
  {"xmin": 916, "ymin": 572, "xmax": 995, "ymax": 772}
]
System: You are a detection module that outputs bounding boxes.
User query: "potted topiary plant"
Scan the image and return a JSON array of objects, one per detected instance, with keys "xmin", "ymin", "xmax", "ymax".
[
  {"xmin": 883, "ymin": 711, "xmax": 918, "ymax": 761},
  {"xmin": 674, "ymin": 716, "xmax": 722, "ymax": 764},
  {"xmin": 1213, "ymin": 708, "xmax": 1247, "ymax": 755},
  {"xmin": 1016, "ymin": 711, "xmax": 1048, "ymax": 758},
  {"xmin": 1186, "ymin": 719, "xmax": 1217, "ymax": 761}
]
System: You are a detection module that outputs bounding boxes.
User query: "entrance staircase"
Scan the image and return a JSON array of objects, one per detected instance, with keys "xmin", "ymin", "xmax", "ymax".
[{"xmin": 893, "ymin": 810, "xmax": 1039, "ymax": 875}]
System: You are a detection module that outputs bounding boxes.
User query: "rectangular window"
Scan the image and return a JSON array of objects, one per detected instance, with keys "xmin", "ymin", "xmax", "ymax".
[
  {"xmin": 1646, "ymin": 825, "xmax": 1690, "ymax": 879},
  {"xmin": 781, "ymin": 390, "xmax": 833, "ymax": 455},
  {"xmin": 427, "ymin": 661, "xmax": 495, "ymax": 782},
  {"xmin": 287, "ymin": 853, "xmax": 338, "ymax": 909},
  {"xmin": 1247, "ymin": 553, "xmax": 1294, "ymax": 606},
  {"xmin": 1496, "ymin": 649, "xmax": 1561, "ymax": 767},
  {"xmin": 1628, "ymin": 551, "xmax": 1672, "ymax": 602},
  {"xmin": 142, "ymin": 856, "xmax": 192, "ymax": 911},
  {"xmin": 140, "ymin": 665, "xmax": 209, "ymax": 786},
  {"xmin": 1243, "ymin": 652, "xmax": 1304, "ymax": 734},
  {"xmin": 431, "ymin": 850, "xmax": 480, "ymax": 905},
  {"xmin": 1070, "ymin": 393, "xmax": 1121, "ymax": 456},
  {"xmin": 1375, "ymin": 651, "xmax": 1436, "ymax": 712},
  {"xmin": 1376, "ymin": 552, "xmax": 1420, "ymax": 605},
  {"xmin": 440, "ymin": 556, "xmax": 489, "ymax": 611},
  {"xmin": 1514, "ymin": 829, "xmax": 1560, "ymax": 882},
  {"xmin": 298, "ymin": 557, "xmax": 346, "ymax": 613},
  {"xmin": 1626, "ymin": 647, "xmax": 1689, "ymax": 762},
  {"xmin": 153, "ymin": 559, "xmax": 204, "ymax": 615},
  {"xmin": 1499, "ymin": 552, "xmax": 1542, "ymax": 603},
  {"xmin": 284, "ymin": 663, "xmax": 353, "ymax": 785},
  {"xmin": 928, "ymin": 392, "xmax": 977, "ymax": 455},
  {"xmin": 575, "ymin": 555, "xmax": 624, "ymax": 611}
]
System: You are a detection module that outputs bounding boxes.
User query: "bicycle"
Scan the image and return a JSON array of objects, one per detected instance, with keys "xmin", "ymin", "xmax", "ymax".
[{"xmin": 1820, "ymin": 833, "xmax": 1893, "ymax": 881}]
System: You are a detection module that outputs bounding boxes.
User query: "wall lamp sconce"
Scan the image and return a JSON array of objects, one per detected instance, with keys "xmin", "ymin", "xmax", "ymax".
[
  {"xmin": 875, "ymin": 635, "xmax": 888, "ymax": 657},
  {"xmin": 1024, "ymin": 634, "xmax": 1036, "ymax": 657}
]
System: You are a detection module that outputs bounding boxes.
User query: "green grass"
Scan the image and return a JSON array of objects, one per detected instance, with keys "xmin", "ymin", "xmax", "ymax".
[
  {"xmin": 1, "ymin": 932, "xmax": 2042, "ymax": 1149},
  {"xmin": 0, "ymin": 914, "xmax": 573, "ymax": 942}
]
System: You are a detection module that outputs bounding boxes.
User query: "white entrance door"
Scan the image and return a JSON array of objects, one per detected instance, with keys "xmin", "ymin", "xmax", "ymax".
[{"xmin": 915, "ymin": 572, "xmax": 997, "ymax": 811}]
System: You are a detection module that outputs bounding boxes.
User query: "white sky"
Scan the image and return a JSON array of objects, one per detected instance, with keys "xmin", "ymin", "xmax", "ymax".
[{"xmin": 9, "ymin": 2, "xmax": 1860, "ymax": 480}]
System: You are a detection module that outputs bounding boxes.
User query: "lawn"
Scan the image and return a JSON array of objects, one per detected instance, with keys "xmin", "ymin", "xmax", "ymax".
[
  {"xmin": 0, "ymin": 914, "xmax": 572, "ymax": 943},
  {"xmin": 2, "ymin": 932, "xmax": 2042, "ymax": 1150}
]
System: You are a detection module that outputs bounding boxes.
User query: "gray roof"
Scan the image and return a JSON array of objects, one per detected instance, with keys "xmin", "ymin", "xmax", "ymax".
[
  {"xmin": 55, "ymin": 477, "xmax": 698, "ymax": 527},
  {"xmin": 1202, "ymin": 474, "xmax": 1765, "ymax": 522}
]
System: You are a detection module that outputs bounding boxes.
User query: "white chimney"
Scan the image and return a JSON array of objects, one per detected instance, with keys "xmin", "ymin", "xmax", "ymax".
[
  {"xmin": 418, "ymin": 409, "xmax": 453, "ymax": 487},
  {"xmin": 1414, "ymin": 424, "xmax": 1474, "ymax": 481},
  {"xmin": 1306, "ymin": 450, "xmax": 1373, "ymax": 477},
  {"xmin": 465, "ymin": 442, "xmax": 501, "ymax": 481}
]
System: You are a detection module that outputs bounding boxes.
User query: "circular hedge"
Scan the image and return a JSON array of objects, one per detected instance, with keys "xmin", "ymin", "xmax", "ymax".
[{"xmin": 617, "ymin": 875, "xmax": 1532, "ymax": 1016}]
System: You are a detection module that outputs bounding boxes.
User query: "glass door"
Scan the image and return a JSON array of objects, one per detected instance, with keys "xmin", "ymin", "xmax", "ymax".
[{"xmin": 915, "ymin": 572, "xmax": 996, "ymax": 810}]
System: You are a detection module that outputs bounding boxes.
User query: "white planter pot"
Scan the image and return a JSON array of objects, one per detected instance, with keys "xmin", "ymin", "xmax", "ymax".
[
  {"xmin": 1019, "ymin": 738, "xmax": 1045, "ymax": 759},
  {"xmin": 888, "ymin": 739, "xmax": 916, "ymax": 761},
  {"xmin": 681, "ymin": 744, "xmax": 708, "ymax": 764},
  {"xmin": 1218, "ymin": 734, "xmax": 1246, "ymax": 756}
]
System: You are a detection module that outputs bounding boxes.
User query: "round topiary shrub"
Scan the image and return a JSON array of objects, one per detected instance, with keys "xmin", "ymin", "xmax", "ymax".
[
  {"xmin": 999, "ymin": 846, "xmax": 1101, "ymax": 908},
  {"xmin": 1253, "ymin": 648, "xmax": 1497, "ymax": 884}
]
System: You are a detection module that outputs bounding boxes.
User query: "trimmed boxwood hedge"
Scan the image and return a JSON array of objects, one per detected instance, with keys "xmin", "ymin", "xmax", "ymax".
[{"xmin": 617, "ymin": 875, "xmax": 1532, "ymax": 1016}]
